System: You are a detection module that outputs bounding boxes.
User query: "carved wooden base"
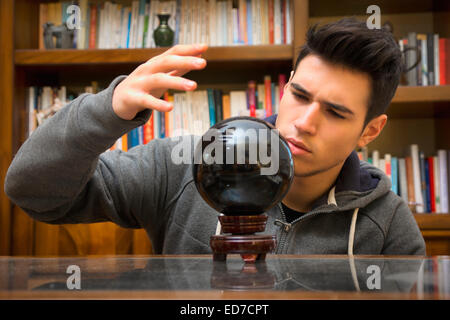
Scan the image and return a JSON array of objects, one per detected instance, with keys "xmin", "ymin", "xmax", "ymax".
[{"xmin": 211, "ymin": 215, "xmax": 276, "ymax": 263}]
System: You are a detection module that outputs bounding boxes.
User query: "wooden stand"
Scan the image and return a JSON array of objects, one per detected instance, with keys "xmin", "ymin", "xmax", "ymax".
[{"xmin": 210, "ymin": 215, "xmax": 276, "ymax": 263}]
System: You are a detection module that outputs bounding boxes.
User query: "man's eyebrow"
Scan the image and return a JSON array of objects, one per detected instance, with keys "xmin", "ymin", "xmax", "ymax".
[
  {"xmin": 290, "ymin": 82, "xmax": 311, "ymax": 97},
  {"xmin": 290, "ymin": 82, "xmax": 355, "ymax": 116}
]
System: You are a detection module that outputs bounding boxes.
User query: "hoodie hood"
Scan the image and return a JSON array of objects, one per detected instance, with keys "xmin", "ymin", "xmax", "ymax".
[{"xmin": 263, "ymin": 114, "xmax": 392, "ymax": 212}]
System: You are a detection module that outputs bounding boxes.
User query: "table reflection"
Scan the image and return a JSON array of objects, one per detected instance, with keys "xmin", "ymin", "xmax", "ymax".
[{"xmin": 0, "ymin": 255, "xmax": 449, "ymax": 298}]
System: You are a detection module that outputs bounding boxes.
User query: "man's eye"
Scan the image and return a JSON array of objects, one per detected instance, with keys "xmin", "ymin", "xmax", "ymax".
[
  {"xmin": 328, "ymin": 109, "xmax": 345, "ymax": 119},
  {"xmin": 293, "ymin": 93, "xmax": 308, "ymax": 101}
]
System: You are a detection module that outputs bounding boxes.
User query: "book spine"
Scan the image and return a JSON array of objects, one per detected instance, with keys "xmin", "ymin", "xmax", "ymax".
[
  {"xmin": 207, "ymin": 89, "xmax": 216, "ymax": 126},
  {"xmin": 446, "ymin": 39, "xmax": 450, "ymax": 86},
  {"xmin": 434, "ymin": 34, "xmax": 440, "ymax": 85},
  {"xmin": 424, "ymin": 155, "xmax": 431, "ymax": 212},
  {"xmin": 438, "ymin": 150, "xmax": 448, "ymax": 213},
  {"xmin": 264, "ymin": 75, "xmax": 272, "ymax": 116},
  {"xmin": 428, "ymin": 157, "xmax": 436, "ymax": 212},
  {"xmin": 427, "ymin": 33, "xmax": 434, "ymax": 85},
  {"xmin": 274, "ymin": 0, "xmax": 281, "ymax": 45},
  {"xmin": 214, "ymin": 89, "xmax": 223, "ymax": 123},
  {"xmin": 392, "ymin": 156, "xmax": 398, "ymax": 195},
  {"xmin": 411, "ymin": 144, "xmax": 424, "ymax": 213},
  {"xmin": 89, "ymin": 4, "xmax": 98, "ymax": 49},
  {"xmin": 246, "ymin": 0, "xmax": 252, "ymax": 45},
  {"xmin": 268, "ymin": 0, "xmax": 274, "ymax": 44},
  {"xmin": 248, "ymin": 81, "xmax": 256, "ymax": 117},
  {"xmin": 285, "ymin": 0, "xmax": 291, "ymax": 44},
  {"xmin": 39, "ymin": 4, "xmax": 48, "ymax": 49},
  {"xmin": 372, "ymin": 150, "xmax": 380, "ymax": 169},
  {"xmin": 222, "ymin": 94, "xmax": 231, "ymax": 120},
  {"xmin": 398, "ymin": 158, "xmax": 409, "ymax": 204},
  {"xmin": 433, "ymin": 156, "xmax": 441, "ymax": 213},
  {"xmin": 406, "ymin": 32, "xmax": 418, "ymax": 86},
  {"xmin": 447, "ymin": 150, "xmax": 450, "ymax": 213},
  {"xmin": 405, "ymin": 156, "xmax": 416, "ymax": 209},
  {"xmin": 439, "ymin": 38, "xmax": 446, "ymax": 85},
  {"xmin": 419, "ymin": 151, "xmax": 428, "ymax": 211},
  {"xmin": 142, "ymin": 2, "xmax": 150, "ymax": 48}
]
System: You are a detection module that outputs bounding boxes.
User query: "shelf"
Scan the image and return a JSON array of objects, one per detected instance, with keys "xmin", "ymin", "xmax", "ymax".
[
  {"xmin": 414, "ymin": 214, "xmax": 450, "ymax": 230},
  {"xmin": 392, "ymin": 85, "xmax": 450, "ymax": 103},
  {"xmin": 14, "ymin": 45, "xmax": 293, "ymax": 66},
  {"xmin": 309, "ymin": 0, "xmax": 443, "ymax": 17}
]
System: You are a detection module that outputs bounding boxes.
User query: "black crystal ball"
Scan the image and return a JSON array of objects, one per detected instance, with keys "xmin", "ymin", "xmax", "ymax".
[{"xmin": 193, "ymin": 116, "xmax": 294, "ymax": 215}]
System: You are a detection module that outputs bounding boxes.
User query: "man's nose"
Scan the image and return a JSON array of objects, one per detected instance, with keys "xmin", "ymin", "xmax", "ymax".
[{"xmin": 293, "ymin": 101, "xmax": 320, "ymax": 135}]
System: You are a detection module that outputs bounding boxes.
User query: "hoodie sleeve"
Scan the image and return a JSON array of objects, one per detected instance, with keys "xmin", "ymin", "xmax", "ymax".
[
  {"xmin": 382, "ymin": 200, "xmax": 426, "ymax": 255},
  {"xmin": 4, "ymin": 75, "xmax": 155, "ymax": 228}
]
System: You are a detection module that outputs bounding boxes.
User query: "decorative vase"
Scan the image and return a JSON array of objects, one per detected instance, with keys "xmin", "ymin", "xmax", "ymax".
[{"xmin": 153, "ymin": 14, "xmax": 174, "ymax": 47}]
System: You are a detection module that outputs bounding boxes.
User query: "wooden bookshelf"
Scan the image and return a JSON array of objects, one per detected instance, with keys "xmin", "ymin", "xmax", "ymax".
[
  {"xmin": 393, "ymin": 85, "xmax": 450, "ymax": 103},
  {"xmin": 2, "ymin": 0, "xmax": 450, "ymax": 256},
  {"xmin": 14, "ymin": 45, "xmax": 294, "ymax": 65},
  {"xmin": 414, "ymin": 214, "xmax": 450, "ymax": 255}
]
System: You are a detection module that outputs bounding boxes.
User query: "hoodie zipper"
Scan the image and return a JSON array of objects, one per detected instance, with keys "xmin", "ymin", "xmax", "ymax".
[
  {"xmin": 274, "ymin": 204, "xmax": 290, "ymax": 254},
  {"xmin": 274, "ymin": 203, "xmax": 338, "ymax": 253}
]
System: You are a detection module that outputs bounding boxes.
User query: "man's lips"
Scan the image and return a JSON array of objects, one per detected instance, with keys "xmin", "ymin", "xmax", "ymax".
[{"xmin": 286, "ymin": 138, "xmax": 312, "ymax": 153}]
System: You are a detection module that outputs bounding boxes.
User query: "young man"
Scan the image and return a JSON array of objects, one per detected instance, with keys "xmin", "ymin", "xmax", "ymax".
[{"xmin": 5, "ymin": 18, "xmax": 425, "ymax": 255}]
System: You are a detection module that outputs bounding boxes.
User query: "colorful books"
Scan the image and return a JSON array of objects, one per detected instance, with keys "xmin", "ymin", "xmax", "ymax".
[
  {"xmin": 39, "ymin": 0, "xmax": 293, "ymax": 49},
  {"xmin": 359, "ymin": 145, "xmax": 450, "ymax": 214}
]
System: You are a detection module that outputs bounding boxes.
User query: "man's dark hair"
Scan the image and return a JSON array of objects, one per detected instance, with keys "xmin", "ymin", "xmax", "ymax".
[{"xmin": 294, "ymin": 18, "xmax": 403, "ymax": 127}]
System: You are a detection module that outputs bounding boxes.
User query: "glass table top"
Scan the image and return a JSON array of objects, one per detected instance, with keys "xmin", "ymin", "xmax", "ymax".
[{"xmin": 0, "ymin": 255, "xmax": 449, "ymax": 299}]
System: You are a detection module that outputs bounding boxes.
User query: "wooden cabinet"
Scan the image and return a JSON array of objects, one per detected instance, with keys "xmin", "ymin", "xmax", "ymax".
[{"xmin": 1, "ymin": 0, "xmax": 450, "ymax": 256}]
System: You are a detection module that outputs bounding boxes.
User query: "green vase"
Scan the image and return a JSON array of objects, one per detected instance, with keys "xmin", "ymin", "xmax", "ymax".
[{"xmin": 153, "ymin": 14, "xmax": 174, "ymax": 47}]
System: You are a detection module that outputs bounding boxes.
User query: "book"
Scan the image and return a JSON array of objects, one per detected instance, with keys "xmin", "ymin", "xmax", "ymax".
[
  {"xmin": 264, "ymin": 75, "xmax": 272, "ymax": 116},
  {"xmin": 419, "ymin": 151, "xmax": 428, "ymax": 212},
  {"xmin": 398, "ymin": 158, "xmax": 408, "ymax": 204},
  {"xmin": 433, "ymin": 156, "xmax": 441, "ymax": 213},
  {"xmin": 405, "ymin": 156, "xmax": 416, "ymax": 210},
  {"xmin": 428, "ymin": 157, "xmax": 436, "ymax": 212},
  {"xmin": 391, "ymin": 156, "xmax": 398, "ymax": 195},
  {"xmin": 439, "ymin": 38, "xmax": 447, "ymax": 85},
  {"xmin": 248, "ymin": 81, "xmax": 256, "ymax": 117},
  {"xmin": 424, "ymin": 155, "xmax": 431, "ymax": 212},
  {"xmin": 406, "ymin": 32, "xmax": 418, "ymax": 86},
  {"xmin": 438, "ymin": 150, "xmax": 449, "ymax": 213},
  {"xmin": 427, "ymin": 33, "xmax": 435, "ymax": 85},
  {"xmin": 222, "ymin": 94, "xmax": 231, "ymax": 120},
  {"xmin": 213, "ymin": 89, "xmax": 223, "ymax": 123},
  {"xmin": 410, "ymin": 145, "xmax": 424, "ymax": 213},
  {"xmin": 207, "ymin": 89, "xmax": 216, "ymax": 126}
]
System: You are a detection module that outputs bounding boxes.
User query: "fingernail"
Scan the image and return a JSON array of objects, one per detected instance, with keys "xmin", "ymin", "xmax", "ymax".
[
  {"xmin": 194, "ymin": 58, "xmax": 205, "ymax": 67},
  {"xmin": 195, "ymin": 43, "xmax": 207, "ymax": 50},
  {"xmin": 185, "ymin": 80, "xmax": 196, "ymax": 88}
]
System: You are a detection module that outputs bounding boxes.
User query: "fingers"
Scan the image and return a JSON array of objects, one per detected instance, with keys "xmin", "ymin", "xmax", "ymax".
[
  {"xmin": 141, "ymin": 73, "xmax": 197, "ymax": 92},
  {"xmin": 160, "ymin": 43, "xmax": 208, "ymax": 58},
  {"xmin": 143, "ymin": 54, "xmax": 207, "ymax": 75},
  {"xmin": 141, "ymin": 43, "xmax": 208, "ymax": 76},
  {"xmin": 131, "ymin": 91, "xmax": 174, "ymax": 113}
]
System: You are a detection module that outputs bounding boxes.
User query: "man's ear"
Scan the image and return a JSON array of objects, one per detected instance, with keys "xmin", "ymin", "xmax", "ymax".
[{"xmin": 357, "ymin": 114, "xmax": 387, "ymax": 148}]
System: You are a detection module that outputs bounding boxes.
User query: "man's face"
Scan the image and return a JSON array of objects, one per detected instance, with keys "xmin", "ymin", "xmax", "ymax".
[{"xmin": 276, "ymin": 54, "xmax": 371, "ymax": 177}]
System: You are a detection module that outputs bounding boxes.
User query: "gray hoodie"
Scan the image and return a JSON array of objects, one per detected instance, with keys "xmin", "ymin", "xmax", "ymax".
[{"xmin": 5, "ymin": 76, "xmax": 426, "ymax": 255}]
